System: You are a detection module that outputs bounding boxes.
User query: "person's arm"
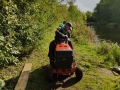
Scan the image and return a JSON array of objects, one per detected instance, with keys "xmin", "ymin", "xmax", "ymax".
[
  {"xmin": 66, "ymin": 30, "xmax": 71, "ymax": 38},
  {"xmin": 55, "ymin": 29, "xmax": 66, "ymax": 38}
]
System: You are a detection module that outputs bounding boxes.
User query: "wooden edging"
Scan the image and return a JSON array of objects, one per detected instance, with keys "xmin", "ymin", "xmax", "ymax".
[{"xmin": 14, "ymin": 63, "xmax": 32, "ymax": 90}]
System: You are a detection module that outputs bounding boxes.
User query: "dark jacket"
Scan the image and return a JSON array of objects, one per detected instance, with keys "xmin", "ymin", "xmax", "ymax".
[{"xmin": 55, "ymin": 28, "xmax": 71, "ymax": 40}]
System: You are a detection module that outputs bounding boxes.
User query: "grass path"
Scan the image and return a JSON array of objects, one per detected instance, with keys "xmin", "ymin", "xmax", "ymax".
[{"xmin": 1, "ymin": 41, "xmax": 120, "ymax": 90}]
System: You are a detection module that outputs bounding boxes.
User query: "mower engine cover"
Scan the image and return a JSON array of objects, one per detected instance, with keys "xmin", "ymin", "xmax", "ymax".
[{"xmin": 55, "ymin": 43, "xmax": 73, "ymax": 68}]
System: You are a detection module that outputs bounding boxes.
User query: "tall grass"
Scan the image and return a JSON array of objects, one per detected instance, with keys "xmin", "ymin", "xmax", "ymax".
[
  {"xmin": 97, "ymin": 41, "xmax": 120, "ymax": 67},
  {"xmin": 72, "ymin": 22, "xmax": 120, "ymax": 68},
  {"xmin": 72, "ymin": 23, "xmax": 97, "ymax": 46}
]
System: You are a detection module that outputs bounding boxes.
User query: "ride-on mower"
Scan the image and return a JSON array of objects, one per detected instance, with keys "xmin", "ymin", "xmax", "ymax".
[{"xmin": 47, "ymin": 39, "xmax": 83, "ymax": 82}]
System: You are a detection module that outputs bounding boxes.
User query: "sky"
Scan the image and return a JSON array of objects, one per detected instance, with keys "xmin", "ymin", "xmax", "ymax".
[{"xmin": 74, "ymin": 0, "xmax": 100, "ymax": 12}]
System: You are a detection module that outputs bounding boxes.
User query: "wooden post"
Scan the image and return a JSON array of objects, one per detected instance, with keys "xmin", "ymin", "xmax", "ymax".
[{"xmin": 14, "ymin": 63, "xmax": 32, "ymax": 90}]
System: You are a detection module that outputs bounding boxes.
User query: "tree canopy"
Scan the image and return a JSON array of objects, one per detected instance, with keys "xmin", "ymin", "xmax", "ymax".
[{"xmin": 93, "ymin": 0, "xmax": 120, "ymax": 24}]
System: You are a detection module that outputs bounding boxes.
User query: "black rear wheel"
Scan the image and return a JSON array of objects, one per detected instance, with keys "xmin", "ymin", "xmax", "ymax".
[
  {"xmin": 46, "ymin": 69, "xmax": 53, "ymax": 83},
  {"xmin": 75, "ymin": 67, "xmax": 83, "ymax": 81}
]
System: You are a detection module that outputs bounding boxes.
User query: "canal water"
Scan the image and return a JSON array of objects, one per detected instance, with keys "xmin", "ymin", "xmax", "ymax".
[{"xmin": 94, "ymin": 26, "xmax": 120, "ymax": 44}]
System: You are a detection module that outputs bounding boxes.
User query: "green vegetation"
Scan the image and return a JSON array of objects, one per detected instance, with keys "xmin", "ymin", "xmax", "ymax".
[
  {"xmin": 0, "ymin": 0, "xmax": 37, "ymax": 66},
  {"xmin": 86, "ymin": 11, "xmax": 95, "ymax": 22},
  {"xmin": 0, "ymin": 0, "xmax": 120, "ymax": 90},
  {"xmin": 93, "ymin": 0, "xmax": 120, "ymax": 26},
  {"xmin": 0, "ymin": 79, "xmax": 5, "ymax": 90},
  {"xmin": 0, "ymin": 0, "xmax": 65, "ymax": 66}
]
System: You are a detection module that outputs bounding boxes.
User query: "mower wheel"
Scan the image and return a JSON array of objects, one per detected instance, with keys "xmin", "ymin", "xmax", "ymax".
[
  {"xmin": 75, "ymin": 67, "xmax": 83, "ymax": 81},
  {"xmin": 47, "ymin": 69, "xmax": 53, "ymax": 83}
]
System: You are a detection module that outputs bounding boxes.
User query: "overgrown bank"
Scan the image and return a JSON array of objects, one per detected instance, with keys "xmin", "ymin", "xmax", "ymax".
[
  {"xmin": 1, "ymin": 0, "xmax": 120, "ymax": 90},
  {"xmin": 1, "ymin": 24, "xmax": 120, "ymax": 90}
]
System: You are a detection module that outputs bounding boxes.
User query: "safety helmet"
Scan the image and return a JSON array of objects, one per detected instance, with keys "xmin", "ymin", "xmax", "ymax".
[{"xmin": 66, "ymin": 22, "xmax": 73, "ymax": 31}]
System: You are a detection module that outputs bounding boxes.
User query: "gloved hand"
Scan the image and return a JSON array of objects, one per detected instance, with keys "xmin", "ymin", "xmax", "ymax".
[
  {"xmin": 62, "ymin": 34, "xmax": 68, "ymax": 38},
  {"xmin": 65, "ymin": 35, "xmax": 68, "ymax": 38}
]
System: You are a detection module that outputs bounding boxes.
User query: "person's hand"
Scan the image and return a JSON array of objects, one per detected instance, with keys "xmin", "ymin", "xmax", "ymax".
[
  {"xmin": 63, "ymin": 35, "xmax": 68, "ymax": 39},
  {"xmin": 64, "ymin": 35, "xmax": 68, "ymax": 38},
  {"xmin": 67, "ymin": 38, "xmax": 70, "ymax": 41},
  {"xmin": 62, "ymin": 34, "xmax": 68, "ymax": 39}
]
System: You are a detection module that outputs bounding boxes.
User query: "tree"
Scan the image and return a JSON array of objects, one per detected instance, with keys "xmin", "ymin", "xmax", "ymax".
[
  {"xmin": 93, "ymin": 0, "xmax": 120, "ymax": 24},
  {"xmin": 86, "ymin": 11, "xmax": 95, "ymax": 22},
  {"xmin": 68, "ymin": 2, "xmax": 84, "ymax": 23}
]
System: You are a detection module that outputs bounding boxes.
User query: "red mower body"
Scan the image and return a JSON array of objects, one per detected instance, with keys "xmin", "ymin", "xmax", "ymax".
[
  {"xmin": 47, "ymin": 41, "xmax": 83, "ymax": 82},
  {"xmin": 56, "ymin": 43, "xmax": 72, "ymax": 51},
  {"xmin": 52, "ymin": 42, "xmax": 76, "ymax": 76}
]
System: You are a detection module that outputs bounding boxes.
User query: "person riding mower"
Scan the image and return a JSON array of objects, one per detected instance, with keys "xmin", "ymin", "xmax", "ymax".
[
  {"xmin": 47, "ymin": 22, "xmax": 83, "ymax": 82},
  {"xmin": 48, "ymin": 22, "xmax": 73, "ymax": 65}
]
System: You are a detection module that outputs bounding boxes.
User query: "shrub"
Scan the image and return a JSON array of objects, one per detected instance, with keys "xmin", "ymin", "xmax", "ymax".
[{"xmin": 97, "ymin": 41, "xmax": 120, "ymax": 67}]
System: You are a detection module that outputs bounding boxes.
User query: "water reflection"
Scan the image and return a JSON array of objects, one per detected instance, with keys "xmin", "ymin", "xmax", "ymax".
[{"xmin": 94, "ymin": 26, "xmax": 120, "ymax": 44}]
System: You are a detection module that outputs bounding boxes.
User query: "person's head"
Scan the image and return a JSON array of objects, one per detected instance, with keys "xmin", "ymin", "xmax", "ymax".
[
  {"xmin": 63, "ymin": 21, "xmax": 67, "ymax": 24},
  {"xmin": 64, "ymin": 22, "xmax": 73, "ymax": 31}
]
